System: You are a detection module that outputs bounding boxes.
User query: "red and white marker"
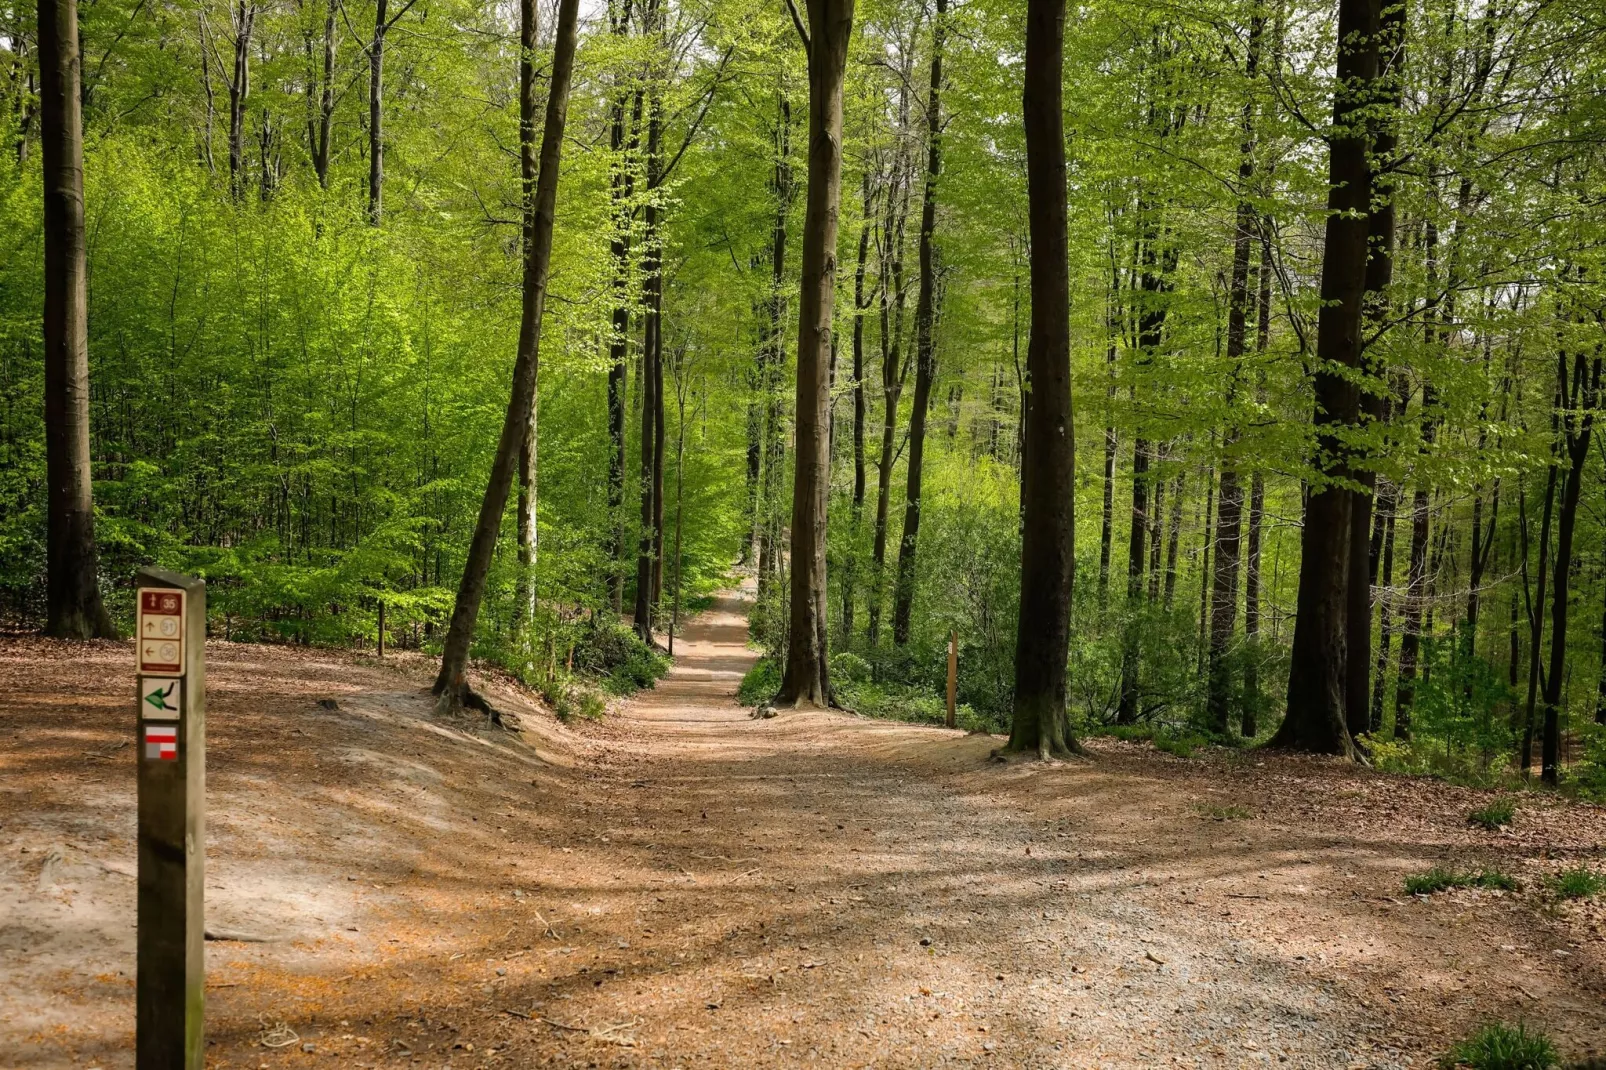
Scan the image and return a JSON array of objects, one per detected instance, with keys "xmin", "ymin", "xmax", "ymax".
[{"xmin": 144, "ymin": 723, "xmax": 178, "ymax": 761}]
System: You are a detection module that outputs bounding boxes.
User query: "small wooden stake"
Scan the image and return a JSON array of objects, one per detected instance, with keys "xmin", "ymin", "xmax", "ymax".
[
  {"xmin": 377, "ymin": 600, "xmax": 386, "ymax": 657},
  {"xmin": 946, "ymin": 629, "xmax": 958, "ymax": 729}
]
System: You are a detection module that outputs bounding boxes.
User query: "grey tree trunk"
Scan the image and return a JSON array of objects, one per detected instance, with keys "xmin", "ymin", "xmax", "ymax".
[
  {"xmin": 841, "ymin": 172, "xmax": 873, "ymax": 641},
  {"xmin": 432, "ymin": 0, "xmax": 581, "ymax": 706},
  {"xmin": 39, "ymin": 0, "xmax": 114, "ymax": 639},
  {"xmin": 1272, "ymin": 0, "xmax": 1379, "ymax": 756},
  {"xmin": 1004, "ymin": 0, "xmax": 1079, "ymax": 758},
  {"xmin": 891, "ymin": 0, "xmax": 944, "ymax": 648},
  {"xmin": 513, "ymin": 0, "xmax": 540, "ymax": 628},
  {"xmin": 776, "ymin": 0, "xmax": 854, "ymax": 707}
]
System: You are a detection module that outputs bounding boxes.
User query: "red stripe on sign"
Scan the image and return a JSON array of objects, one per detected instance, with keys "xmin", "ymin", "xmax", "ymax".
[{"xmin": 146, "ymin": 726, "xmax": 177, "ymax": 742}]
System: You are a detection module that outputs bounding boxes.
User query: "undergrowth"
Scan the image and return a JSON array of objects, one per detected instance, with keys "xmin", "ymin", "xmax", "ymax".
[
  {"xmin": 1406, "ymin": 866, "xmax": 1520, "ymax": 895},
  {"xmin": 1549, "ymin": 866, "xmax": 1603, "ymax": 901},
  {"xmin": 1440, "ymin": 1021, "xmax": 1559, "ymax": 1069},
  {"xmin": 1467, "ymin": 797, "xmax": 1517, "ymax": 830}
]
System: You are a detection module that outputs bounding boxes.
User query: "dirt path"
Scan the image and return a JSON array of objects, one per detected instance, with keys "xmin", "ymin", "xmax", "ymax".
[{"xmin": 4, "ymin": 585, "xmax": 1605, "ymax": 1068}]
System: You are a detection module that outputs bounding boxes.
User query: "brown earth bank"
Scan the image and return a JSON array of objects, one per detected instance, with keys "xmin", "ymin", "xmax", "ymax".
[{"xmin": 2, "ymin": 586, "xmax": 1604, "ymax": 1069}]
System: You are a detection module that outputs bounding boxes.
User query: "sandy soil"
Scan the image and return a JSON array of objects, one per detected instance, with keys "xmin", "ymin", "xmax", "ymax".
[{"xmin": 3, "ymin": 586, "xmax": 1605, "ymax": 1069}]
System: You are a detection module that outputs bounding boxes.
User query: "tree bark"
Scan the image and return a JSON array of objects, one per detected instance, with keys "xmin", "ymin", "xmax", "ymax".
[
  {"xmin": 432, "ymin": 0, "xmax": 581, "ymax": 705},
  {"xmin": 1271, "ymin": 0, "xmax": 1378, "ymax": 756},
  {"xmin": 867, "ymin": 152, "xmax": 910, "ymax": 648},
  {"xmin": 1346, "ymin": 0, "xmax": 1402, "ymax": 741},
  {"xmin": 891, "ymin": 0, "xmax": 945, "ymax": 648},
  {"xmin": 841, "ymin": 172, "xmax": 873, "ymax": 641},
  {"xmin": 1241, "ymin": 236, "xmax": 1272, "ymax": 737},
  {"xmin": 227, "ymin": 0, "xmax": 256, "ymax": 201},
  {"xmin": 1370, "ymin": 475, "xmax": 1399, "ymax": 733},
  {"xmin": 605, "ymin": 0, "xmax": 634, "ymax": 613},
  {"xmin": 513, "ymin": 0, "xmax": 540, "ymax": 628},
  {"xmin": 367, "ymin": 0, "xmax": 385, "ymax": 223},
  {"xmin": 308, "ymin": 0, "xmax": 336, "ymax": 187},
  {"xmin": 1004, "ymin": 0, "xmax": 1079, "ymax": 758},
  {"xmin": 1541, "ymin": 349, "xmax": 1601, "ymax": 784},
  {"xmin": 1521, "ymin": 443, "xmax": 1559, "ymax": 777},
  {"xmin": 39, "ymin": 0, "xmax": 114, "ymax": 639},
  {"xmin": 775, "ymin": 0, "xmax": 854, "ymax": 707}
]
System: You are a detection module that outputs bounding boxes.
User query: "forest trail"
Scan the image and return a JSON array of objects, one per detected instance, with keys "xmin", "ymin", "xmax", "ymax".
[{"xmin": 3, "ymin": 586, "xmax": 1606, "ymax": 1068}]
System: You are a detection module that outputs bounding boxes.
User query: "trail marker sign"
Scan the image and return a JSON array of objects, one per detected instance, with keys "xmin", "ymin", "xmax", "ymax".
[
  {"xmin": 135, "ymin": 567, "xmax": 206, "ymax": 1070},
  {"xmin": 141, "ymin": 677, "xmax": 182, "ymax": 719},
  {"xmin": 138, "ymin": 587, "xmax": 186, "ymax": 674}
]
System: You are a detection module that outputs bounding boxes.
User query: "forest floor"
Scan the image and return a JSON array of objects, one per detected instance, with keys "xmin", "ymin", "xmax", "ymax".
[{"xmin": 4, "ymin": 586, "xmax": 1606, "ymax": 1070}]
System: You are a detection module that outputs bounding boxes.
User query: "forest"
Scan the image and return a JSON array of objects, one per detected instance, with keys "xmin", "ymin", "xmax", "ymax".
[{"xmin": 4, "ymin": 0, "xmax": 1606, "ymax": 781}]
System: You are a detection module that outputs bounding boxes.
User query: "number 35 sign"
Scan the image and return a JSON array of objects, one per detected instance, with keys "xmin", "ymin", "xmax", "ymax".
[{"xmin": 138, "ymin": 588, "xmax": 186, "ymax": 675}]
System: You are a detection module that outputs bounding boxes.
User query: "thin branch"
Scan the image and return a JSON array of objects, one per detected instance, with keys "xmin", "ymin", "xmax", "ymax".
[{"xmin": 783, "ymin": 0, "xmax": 810, "ymax": 58}]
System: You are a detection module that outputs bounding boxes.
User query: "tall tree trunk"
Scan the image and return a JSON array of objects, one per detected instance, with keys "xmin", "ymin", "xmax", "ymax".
[
  {"xmin": 432, "ymin": 0, "xmax": 580, "ymax": 705},
  {"xmin": 367, "ymin": 0, "xmax": 385, "ymax": 223},
  {"xmin": 633, "ymin": 30, "xmax": 668, "ymax": 641},
  {"xmin": 1346, "ymin": 0, "xmax": 1403, "ymax": 741},
  {"xmin": 868, "ymin": 156, "xmax": 910, "ymax": 648},
  {"xmin": 39, "ymin": 0, "xmax": 114, "ymax": 639},
  {"xmin": 1271, "ymin": 0, "xmax": 1378, "ymax": 756},
  {"xmin": 841, "ymin": 172, "xmax": 873, "ymax": 641},
  {"xmin": 1098, "ymin": 287, "xmax": 1117, "ymax": 610},
  {"xmin": 513, "ymin": 0, "xmax": 540, "ymax": 628},
  {"xmin": 227, "ymin": 0, "xmax": 256, "ymax": 201},
  {"xmin": 1117, "ymin": 430, "xmax": 1148, "ymax": 723},
  {"xmin": 1005, "ymin": 0, "xmax": 1079, "ymax": 758},
  {"xmin": 306, "ymin": 0, "xmax": 336, "ymax": 187},
  {"xmin": 891, "ymin": 0, "xmax": 945, "ymax": 647},
  {"xmin": 1595, "ymin": 592, "xmax": 1606, "ymax": 727},
  {"xmin": 604, "ymin": 0, "xmax": 634, "ymax": 613},
  {"xmin": 755, "ymin": 97, "xmax": 791, "ymax": 602},
  {"xmin": 775, "ymin": 0, "xmax": 854, "ymax": 707},
  {"xmin": 1394, "ymin": 385, "xmax": 1436, "ymax": 735},
  {"xmin": 1541, "ymin": 349, "xmax": 1601, "ymax": 784},
  {"xmin": 1370, "ymin": 476, "xmax": 1399, "ymax": 732},
  {"xmin": 1520, "ymin": 438, "xmax": 1559, "ymax": 776},
  {"xmin": 1162, "ymin": 467, "xmax": 1183, "ymax": 610},
  {"xmin": 1241, "ymin": 236, "xmax": 1272, "ymax": 737},
  {"xmin": 1206, "ymin": 15, "xmax": 1261, "ymax": 730},
  {"xmin": 1393, "ymin": 479, "xmax": 1430, "ymax": 735}
]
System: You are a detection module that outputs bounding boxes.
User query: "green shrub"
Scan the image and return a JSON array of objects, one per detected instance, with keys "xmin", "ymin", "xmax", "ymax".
[
  {"xmin": 738, "ymin": 658, "xmax": 782, "ymax": 706},
  {"xmin": 830, "ymin": 651, "xmax": 874, "ymax": 686},
  {"xmin": 1406, "ymin": 867, "xmax": 1520, "ymax": 895},
  {"xmin": 1549, "ymin": 867, "xmax": 1604, "ymax": 901},
  {"xmin": 1154, "ymin": 732, "xmax": 1208, "ymax": 759},
  {"xmin": 1441, "ymin": 1022, "xmax": 1558, "ymax": 1069},
  {"xmin": 1468, "ymin": 797, "xmax": 1517, "ymax": 830}
]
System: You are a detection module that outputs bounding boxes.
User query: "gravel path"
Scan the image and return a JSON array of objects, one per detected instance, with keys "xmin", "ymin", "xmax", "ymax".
[{"xmin": 3, "ymin": 585, "xmax": 1604, "ymax": 1068}]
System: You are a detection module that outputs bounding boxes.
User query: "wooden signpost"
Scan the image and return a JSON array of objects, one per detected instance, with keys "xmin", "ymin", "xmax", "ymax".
[
  {"xmin": 135, "ymin": 566, "xmax": 206, "ymax": 1069},
  {"xmin": 946, "ymin": 629, "xmax": 958, "ymax": 729}
]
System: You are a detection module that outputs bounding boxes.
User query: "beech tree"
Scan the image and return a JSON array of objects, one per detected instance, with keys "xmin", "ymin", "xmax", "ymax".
[
  {"xmin": 38, "ymin": 0, "xmax": 114, "ymax": 639},
  {"xmin": 433, "ymin": 0, "xmax": 580, "ymax": 709},
  {"xmin": 775, "ymin": 0, "xmax": 853, "ymax": 707},
  {"xmin": 1004, "ymin": 0, "xmax": 1078, "ymax": 758}
]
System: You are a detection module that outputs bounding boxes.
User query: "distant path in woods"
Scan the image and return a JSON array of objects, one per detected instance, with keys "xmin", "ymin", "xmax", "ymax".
[{"xmin": 3, "ymin": 585, "xmax": 1605, "ymax": 1068}]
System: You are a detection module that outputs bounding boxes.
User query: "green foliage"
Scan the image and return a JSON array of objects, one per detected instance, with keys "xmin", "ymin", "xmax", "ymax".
[
  {"xmin": 1467, "ymin": 798, "xmax": 1517, "ymax": 830},
  {"xmin": 1406, "ymin": 867, "xmax": 1521, "ymax": 895},
  {"xmin": 1441, "ymin": 1022, "xmax": 1559, "ymax": 1070},
  {"xmin": 1548, "ymin": 867, "xmax": 1604, "ymax": 901},
  {"xmin": 737, "ymin": 658, "xmax": 782, "ymax": 706}
]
